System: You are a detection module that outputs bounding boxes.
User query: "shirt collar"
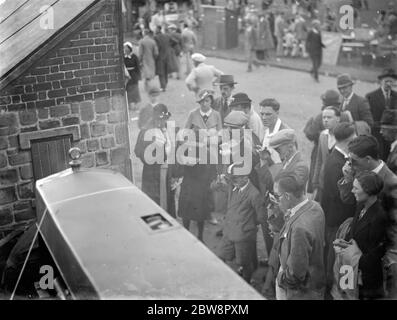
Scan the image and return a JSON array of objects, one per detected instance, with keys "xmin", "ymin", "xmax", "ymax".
[
  {"xmin": 381, "ymin": 86, "xmax": 391, "ymax": 98},
  {"xmin": 344, "ymin": 92, "xmax": 354, "ymax": 102},
  {"xmin": 264, "ymin": 118, "xmax": 282, "ymax": 138},
  {"xmin": 287, "ymin": 198, "xmax": 309, "ymax": 219},
  {"xmin": 200, "ymin": 109, "xmax": 212, "ymax": 117},
  {"xmin": 283, "ymin": 151, "xmax": 298, "ymax": 169},
  {"xmin": 391, "ymin": 140, "xmax": 397, "ymax": 153},
  {"xmin": 335, "ymin": 145, "xmax": 349, "ymax": 159},
  {"xmin": 124, "ymin": 53, "xmax": 133, "ymax": 59},
  {"xmin": 372, "ymin": 160, "xmax": 384, "ymax": 174},
  {"xmin": 233, "ymin": 180, "xmax": 250, "ymax": 192}
]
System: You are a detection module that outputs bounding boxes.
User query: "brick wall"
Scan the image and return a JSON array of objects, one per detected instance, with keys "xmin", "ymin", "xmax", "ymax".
[{"xmin": 0, "ymin": 1, "xmax": 131, "ymax": 236}]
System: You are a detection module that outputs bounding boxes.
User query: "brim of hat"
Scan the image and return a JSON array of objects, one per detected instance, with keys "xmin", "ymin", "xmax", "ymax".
[
  {"xmin": 214, "ymin": 81, "xmax": 238, "ymax": 86},
  {"xmin": 337, "ymin": 81, "xmax": 355, "ymax": 88},
  {"xmin": 378, "ymin": 74, "xmax": 397, "ymax": 80}
]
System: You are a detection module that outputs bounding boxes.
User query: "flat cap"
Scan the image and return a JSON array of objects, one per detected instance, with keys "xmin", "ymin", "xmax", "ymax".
[
  {"xmin": 321, "ymin": 89, "xmax": 340, "ymax": 107},
  {"xmin": 269, "ymin": 129, "xmax": 297, "ymax": 149},
  {"xmin": 191, "ymin": 53, "xmax": 206, "ymax": 63},
  {"xmin": 223, "ymin": 110, "xmax": 249, "ymax": 128},
  {"xmin": 229, "ymin": 92, "xmax": 252, "ymax": 108}
]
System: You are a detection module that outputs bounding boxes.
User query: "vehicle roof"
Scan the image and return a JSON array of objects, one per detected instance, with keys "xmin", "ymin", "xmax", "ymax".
[{"xmin": 35, "ymin": 168, "xmax": 263, "ymax": 300}]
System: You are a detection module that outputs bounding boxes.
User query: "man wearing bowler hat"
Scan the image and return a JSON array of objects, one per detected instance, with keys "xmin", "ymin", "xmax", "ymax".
[
  {"xmin": 366, "ymin": 68, "xmax": 397, "ymax": 160},
  {"xmin": 337, "ymin": 73, "xmax": 374, "ymax": 128},
  {"xmin": 213, "ymin": 75, "xmax": 238, "ymax": 123}
]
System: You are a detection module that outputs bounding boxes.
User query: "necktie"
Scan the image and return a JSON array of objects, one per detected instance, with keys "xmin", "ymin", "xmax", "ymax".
[
  {"xmin": 342, "ymin": 99, "xmax": 348, "ymax": 111},
  {"xmin": 385, "ymin": 91, "xmax": 391, "ymax": 108},
  {"xmin": 202, "ymin": 115, "xmax": 208, "ymax": 123}
]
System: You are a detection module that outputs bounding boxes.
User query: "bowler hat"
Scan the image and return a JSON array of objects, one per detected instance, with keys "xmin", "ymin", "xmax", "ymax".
[
  {"xmin": 153, "ymin": 103, "xmax": 171, "ymax": 119},
  {"xmin": 378, "ymin": 68, "xmax": 397, "ymax": 80},
  {"xmin": 337, "ymin": 74, "xmax": 355, "ymax": 89},
  {"xmin": 229, "ymin": 93, "xmax": 252, "ymax": 108},
  {"xmin": 269, "ymin": 129, "xmax": 297, "ymax": 149},
  {"xmin": 321, "ymin": 90, "xmax": 340, "ymax": 106},
  {"xmin": 196, "ymin": 89, "xmax": 215, "ymax": 103},
  {"xmin": 381, "ymin": 109, "xmax": 397, "ymax": 128},
  {"xmin": 214, "ymin": 75, "xmax": 237, "ymax": 86}
]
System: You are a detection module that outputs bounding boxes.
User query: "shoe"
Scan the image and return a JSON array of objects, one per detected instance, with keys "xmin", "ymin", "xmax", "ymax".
[{"xmin": 161, "ymin": 88, "xmax": 166, "ymax": 92}]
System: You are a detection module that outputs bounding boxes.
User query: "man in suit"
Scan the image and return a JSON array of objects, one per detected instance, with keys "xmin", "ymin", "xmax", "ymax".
[
  {"xmin": 212, "ymin": 75, "xmax": 237, "ymax": 123},
  {"xmin": 245, "ymin": 19, "xmax": 259, "ymax": 72},
  {"xmin": 380, "ymin": 109, "xmax": 397, "ymax": 174},
  {"xmin": 153, "ymin": 27, "xmax": 172, "ymax": 92},
  {"xmin": 274, "ymin": 171, "xmax": 326, "ymax": 300},
  {"xmin": 217, "ymin": 162, "xmax": 267, "ymax": 283},
  {"xmin": 337, "ymin": 135, "xmax": 397, "ymax": 299},
  {"xmin": 321, "ymin": 122, "xmax": 357, "ymax": 297},
  {"xmin": 305, "ymin": 19, "xmax": 325, "ymax": 82},
  {"xmin": 185, "ymin": 53, "xmax": 224, "ymax": 98},
  {"xmin": 337, "ymin": 73, "xmax": 374, "ymax": 128},
  {"xmin": 312, "ymin": 106, "xmax": 341, "ymax": 201},
  {"xmin": 138, "ymin": 29, "xmax": 158, "ymax": 92},
  {"xmin": 366, "ymin": 68, "xmax": 397, "ymax": 161},
  {"xmin": 262, "ymin": 129, "xmax": 310, "ymax": 299},
  {"xmin": 274, "ymin": 11, "xmax": 286, "ymax": 57}
]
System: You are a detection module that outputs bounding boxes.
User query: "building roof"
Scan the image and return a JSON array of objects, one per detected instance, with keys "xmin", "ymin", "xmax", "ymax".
[{"xmin": 0, "ymin": 0, "xmax": 104, "ymax": 86}]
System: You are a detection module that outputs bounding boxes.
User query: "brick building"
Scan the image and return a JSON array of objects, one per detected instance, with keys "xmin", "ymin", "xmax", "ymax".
[{"xmin": 0, "ymin": 0, "xmax": 132, "ymax": 238}]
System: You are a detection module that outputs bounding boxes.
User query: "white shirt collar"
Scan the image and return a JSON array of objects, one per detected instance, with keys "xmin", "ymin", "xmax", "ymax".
[
  {"xmin": 233, "ymin": 180, "xmax": 250, "ymax": 192},
  {"xmin": 287, "ymin": 198, "xmax": 309, "ymax": 219},
  {"xmin": 200, "ymin": 109, "xmax": 212, "ymax": 117},
  {"xmin": 335, "ymin": 145, "xmax": 349, "ymax": 159},
  {"xmin": 343, "ymin": 92, "xmax": 354, "ymax": 102},
  {"xmin": 391, "ymin": 140, "xmax": 397, "ymax": 153},
  {"xmin": 283, "ymin": 151, "xmax": 298, "ymax": 169},
  {"xmin": 372, "ymin": 160, "xmax": 384, "ymax": 174},
  {"xmin": 264, "ymin": 118, "xmax": 282, "ymax": 138}
]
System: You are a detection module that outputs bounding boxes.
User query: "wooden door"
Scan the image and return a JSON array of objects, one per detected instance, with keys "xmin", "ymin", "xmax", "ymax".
[{"xmin": 31, "ymin": 135, "xmax": 72, "ymax": 180}]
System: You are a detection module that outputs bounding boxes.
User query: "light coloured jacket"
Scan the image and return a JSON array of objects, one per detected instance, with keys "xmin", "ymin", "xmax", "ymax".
[{"xmin": 185, "ymin": 63, "xmax": 223, "ymax": 95}]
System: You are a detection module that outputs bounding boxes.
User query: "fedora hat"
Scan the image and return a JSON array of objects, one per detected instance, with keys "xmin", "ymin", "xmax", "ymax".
[
  {"xmin": 337, "ymin": 74, "xmax": 355, "ymax": 89},
  {"xmin": 229, "ymin": 93, "xmax": 251, "ymax": 108},
  {"xmin": 378, "ymin": 68, "xmax": 397, "ymax": 80},
  {"xmin": 214, "ymin": 75, "xmax": 237, "ymax": 86}
]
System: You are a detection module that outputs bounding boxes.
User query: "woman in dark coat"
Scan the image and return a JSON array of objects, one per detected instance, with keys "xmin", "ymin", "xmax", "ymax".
[
  {"xmin": 177, "ymin": 90, "xmax": 221, "ymax": 241},
  {"xmin": 134, "ymin": 104, "xmax": 172, "ymax": 207},
  {"xmin": 338, "ymin": 171, "xmax": 389, "ymax": 299},
  {"xmin": 124, "ymin": 42, "xmax": 141, "ymax": 111}
]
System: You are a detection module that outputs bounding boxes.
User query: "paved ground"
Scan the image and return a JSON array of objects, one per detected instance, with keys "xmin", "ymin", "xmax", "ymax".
[{"xmin": 128, "ymin": 56, "xmax": 377, "ymax": 295}]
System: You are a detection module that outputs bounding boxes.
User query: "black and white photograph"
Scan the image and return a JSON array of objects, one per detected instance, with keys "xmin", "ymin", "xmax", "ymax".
[{"xmin": 0, "ymin": 0, "xmax": 397, "ymax": 305}]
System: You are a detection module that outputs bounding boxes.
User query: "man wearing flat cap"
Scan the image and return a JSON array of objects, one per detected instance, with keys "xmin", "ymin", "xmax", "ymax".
[
  {"xmin": 366, "ymin": 68, "xmax": 397, "ymax": 160},
  {"xmin": 381, "ymin": 109, "xmax": 397, "ymax": 173},
  {"xmin": 337, "ymin": 73, "xmax": 374, "ymax": 127},
  {"xmin": 213, "ymin": 75, "xmax": 237, "ymax": 123},
  {"xmin": 185, "ymin": 53, "xmax": 224, "ymax": 97},
  {"xmin": 262, "ymin": 128, "xmax": 310, "ymax": 298}
]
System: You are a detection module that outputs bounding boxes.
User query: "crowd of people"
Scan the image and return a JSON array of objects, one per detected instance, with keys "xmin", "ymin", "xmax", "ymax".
[{"xmin": 131, "ymin": 48, "xmax": 397, "ymax": 299}]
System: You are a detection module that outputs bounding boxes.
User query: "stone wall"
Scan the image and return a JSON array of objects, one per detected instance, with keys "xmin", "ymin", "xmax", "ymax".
[{"xmin": 0, "ymin": 0, "xmax": 131, "ymax": 236}]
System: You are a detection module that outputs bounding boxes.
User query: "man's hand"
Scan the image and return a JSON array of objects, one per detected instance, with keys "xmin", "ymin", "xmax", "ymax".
[{"xmin": 342, "ymin": 160, "xmax": 354, "ymax": 182}]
